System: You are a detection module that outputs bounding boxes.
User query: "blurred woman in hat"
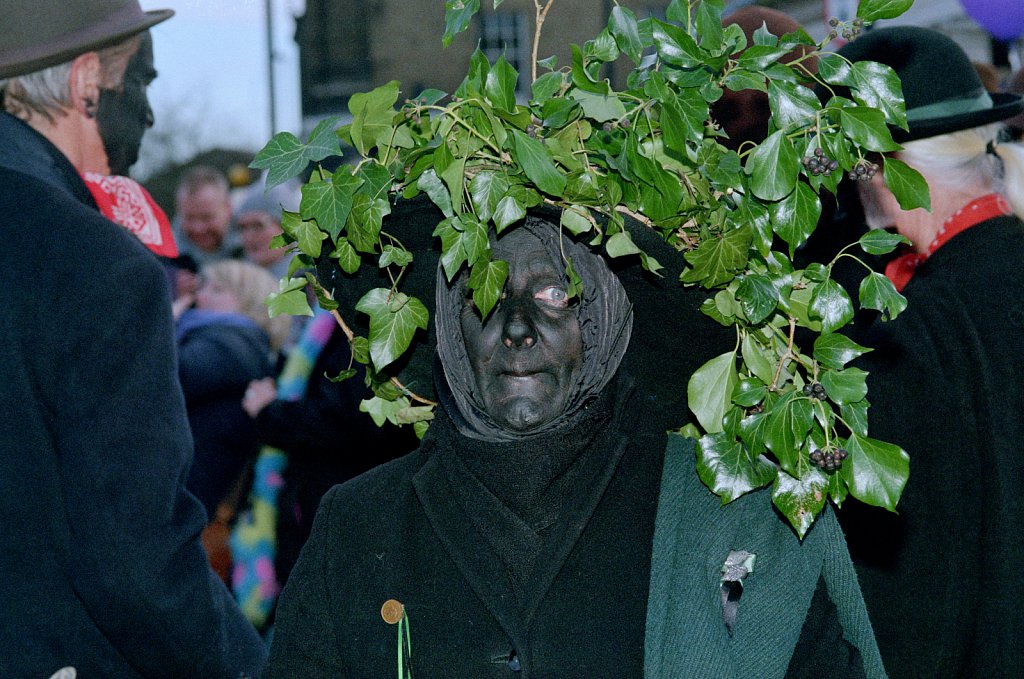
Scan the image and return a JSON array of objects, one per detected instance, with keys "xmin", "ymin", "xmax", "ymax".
[{"xmin": 831, "ymin": 26, "xmax": 1024, "ymax": 678}]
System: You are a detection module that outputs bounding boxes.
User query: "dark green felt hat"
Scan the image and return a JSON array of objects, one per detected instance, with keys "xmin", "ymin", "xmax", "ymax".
[
  {"xmin": 837, "ymin": 26, "xmax": 1023, "ymax": 142},
  {"xmin": 0, "ymin": 0, "xmax": 172, "ymax": 79}
]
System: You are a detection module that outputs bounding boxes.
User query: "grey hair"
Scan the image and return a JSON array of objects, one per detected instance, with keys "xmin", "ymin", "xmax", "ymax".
[
  {"xmin": 899, "ymin": 122, "xmax": 1024, "ymax": 220},
  {"xmin": 1, "ymin": 35, "xmax": 141, "ymax": 124}
]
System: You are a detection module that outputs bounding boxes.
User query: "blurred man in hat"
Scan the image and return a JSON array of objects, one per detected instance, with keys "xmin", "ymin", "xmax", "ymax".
[
  {"xmin": 830, "ymin": 26, "xmax": 1024, "ymax": 677},
  {"xmin": 0, "ymin": 1, "xmax": 266, "ymax": 676}
]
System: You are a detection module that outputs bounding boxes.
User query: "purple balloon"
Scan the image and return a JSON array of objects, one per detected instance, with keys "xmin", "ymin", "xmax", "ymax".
[{"xmin": 960, "ymin": 0, "xmax": 1024, "ymax": 42}]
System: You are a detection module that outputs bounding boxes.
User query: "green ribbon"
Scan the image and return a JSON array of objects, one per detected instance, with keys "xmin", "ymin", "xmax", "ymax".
[{"xmin": 906, "ymin": 91, "xmax": 994, "ymax": 123}]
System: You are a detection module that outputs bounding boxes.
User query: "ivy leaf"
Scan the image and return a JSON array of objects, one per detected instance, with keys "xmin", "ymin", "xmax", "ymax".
[
  {"xmin": 859, "ymin": 271, "xmax": 908, "ymax": 320},
  {"xmin": 442, "ymin": 0, "xmax": 481, "ymax": 47},
  {"xmin": 570, "ymin": 44, "xmax": 609, "ymax": 94},
  {"xmin": 859, "ymin": 229, "xmax": 911, "ymax": 255},
  {"xmin": 771, "ymin": 181, "xmax": 822, "ymax": 256},
  {"xmin": 839, "ymin": 107, "xmax": 901, "ymax": 152},
  {"xmin": 461, "ymin": 214, "xmax": 490, "ymax": 267},
  {"xmin": 768, "ymin": 80, "xmax": 821, "ymax": 131},
  {"xmin": 764, "ymin": 391, "xmax": 814, "ymax": 475},
  {"xmin": 360, "ymin": 395, "xmax": 407, "ymax": 427},
  {"xmin": 736, "ymin": 274, "xmax": 777, "ymax": 325},
  {"xmin": 331, "ymin": 237, "xmax": 361, "ymax": 274},
  {"xmin": 484, "ymin": 55, "xmax": 518, "ymax": 112},
  {"xmin": 265, "ymin": 277, "xmax": 315, "ymax": 320},
  {"xmin": 348, "ymin": 81, "xmax": 401, "ymax": 156},
  {"xmin": 850, "ymin": 61, "xmax": 907, "ymax": 130},
  {"xmin": 434, "ymin": 217, "xmax": 467, "ymax": 281},
  {"xmin": 650, "ymin": 19, "xmax": 703, "ymax": 68},
  {"xmin": 681, "ymin": 226, "xmax": 753, "ymax": 288},
  {"xmin": 697, "ymin": 432, "xmax": 772, "ymax": 504},
  {"xmin": 347, "ymin": 194, "xmax": 389, "ymax": 253},
  {"xmin": 747, "ymin": 130, "xmax": 799, "ymax": 201},
  {"xmin": 561, "ymin": 204, "xmax": 593, "ymax": 236},
  {"xmin": 293, "ymin": 217, "xmax": 328, "ymax": 257},
  {"xmin": 858, "ymin": 0, "xmax": 914, "ymax": 22},
  {"xmin": 820, "ymin": 367, "xmax": 869, "ymax": 404},
  {"xmin": 355, "ymin": 288, "xmax": 429, "ymax": 370},
  {"xmin": 493, "ymin": 195, "xmax": 526, "ymax": 232},
  {"xmin": 570, "ymin": 89, "xmax": 627, "ymax": 122},
  {"xmin": 605, "ymin": 229, "xmax": 642, "ymax": 258},
  {"xmin": 532, "ymin": 71, "xmax": 565, "ymax": 102},
  {"xmin": 469, "ymin": 171, "xmax": 510, "ymax": 224},
  {"xmin": 609, "ymin": 5, "xmax": 643, "ymax": 64},
  {"xmin": 809, "ymin": 279, "xmax": 854, "ymax": 333},
  {"xmin": 417, "ymin": 168, "xmax": 454, "ymax": 218},
  {"xmin": 841, "ymin": 399, "xmax": 870, "ymax": 437},
  {"xmin": 742, "ymin": 333, "xmax": 775, "ymax": 385},
  {"xmin": 688, "ymin": 351, "xmax": 738, "ymax": 433},
  {"xmin": 379, "ymin": 244, "xmax": 414, "ymax": 269},
  {"xmin": 842, "ymin": 433, "xmax": 910, "ymax": 511},
  {"xmin": 511, "ymin": 130, "xmax": 567, "ymax": 196},
  {"xmin": 694, "ymin": 0, "xmax": 724, "ymax": 49},
  {"xmin": 251, "ymin": 132, "xmax": 308, "ymax": 190},
  {"xmin": 817, "ymin": 53, "xmax": 855, "ymax": 87},
  {"xmin": 304, "ymin": 116, "xmax": 344, "ymax": 162},
  {"xmin": 468, "ymin": 257, "xmax": 509, "ymax": 318},
  {"xmin": 772, "ymin": 468, "xmax": 828, "ymax": 539},
  {"xmin": 732, "ymin": 377, "xmax": 768, "ymax": 407},
  {"xmin": 883, "ymin": 157, "xmax": 931, "ymax": 212},
  {"xmin": 813, "ymin": 333, "xmax": 872, "ymax": 370},
  {"xmin": 300, "ymin": 171, "xmax": 363, "ymax": 241}
]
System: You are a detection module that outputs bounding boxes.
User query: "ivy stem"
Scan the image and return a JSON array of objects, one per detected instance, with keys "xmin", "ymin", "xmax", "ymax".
[
  {"xmin": 424, "ymin": 104, "xmax": 505, "ymax": 157},
  {"xmin": 770, "ymin": 316, "xmax": 797, "ymax": 390},
  {"xmin": 323, "ymin": 286, "xmax": 438, "ymax": 407},
  {"xmin": 531, "ymin": 0, "xmax": 556, "ymax": 85}
]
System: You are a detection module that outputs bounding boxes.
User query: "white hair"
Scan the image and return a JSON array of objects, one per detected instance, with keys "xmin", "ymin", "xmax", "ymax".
[{"xmin": 899, "ymin": 122, "xmax": 1024, "ymax": 220}]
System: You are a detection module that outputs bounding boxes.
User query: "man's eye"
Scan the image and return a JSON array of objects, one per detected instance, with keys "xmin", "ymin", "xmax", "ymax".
[{"xmin": 535, "ymin": 285, "xmax": 570, "ymax": 308}]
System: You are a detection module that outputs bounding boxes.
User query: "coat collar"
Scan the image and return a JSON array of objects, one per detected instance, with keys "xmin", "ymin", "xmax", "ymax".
[{"xmin": 0, "ymin": 111, "xmax": 96, "ymax": 209}]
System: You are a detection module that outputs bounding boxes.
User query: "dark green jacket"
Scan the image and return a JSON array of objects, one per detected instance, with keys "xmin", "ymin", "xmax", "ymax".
[{"xmin": 647, "ymin": 435, "xmax": 885, "ymax": 678}]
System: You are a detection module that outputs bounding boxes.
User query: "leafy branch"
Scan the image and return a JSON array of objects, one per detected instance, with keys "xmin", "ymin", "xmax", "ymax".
[{"xmin": 255, "ymin": 0, "xmax": 919, "ymax": 537}]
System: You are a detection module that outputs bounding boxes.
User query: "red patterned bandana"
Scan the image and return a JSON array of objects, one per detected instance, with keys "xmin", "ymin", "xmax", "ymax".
[
  {"xmin": 884, "ymin": 193, "xmax": 1012, "ymax": 292},
  {"xmin": 81, "ymin": 172, "xmax": 178, "ymax": 257}
]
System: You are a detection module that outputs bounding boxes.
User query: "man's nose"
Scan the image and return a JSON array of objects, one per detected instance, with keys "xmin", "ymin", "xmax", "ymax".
[{"xmin": 501, "ymin": 299, "xmax": 536, "ymax": 348}]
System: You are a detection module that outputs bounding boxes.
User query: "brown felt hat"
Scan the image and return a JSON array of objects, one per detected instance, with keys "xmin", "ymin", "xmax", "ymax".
[{"xmin": 0, "ymin": 0, "xmax": 172, "ymax": 80}]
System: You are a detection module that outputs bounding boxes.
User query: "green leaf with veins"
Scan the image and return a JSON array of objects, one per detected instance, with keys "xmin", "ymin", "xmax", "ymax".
[
  {"xmin": 820, "ymin": 367, "xmax": 869, "ymax": 404},
  {"xmin": 697, "ymin": 432, "xmax": 774, "ymax": 504},
  {"xmin": 688, "ymin": 351, "xmax": 738, "ymax": 433},
  {"xmin": 772, "ymin": 468, "xmax": 828, "ymax": 538},
  {"xmin": 747, "ymin": 130, "xmax": 799, "ymax": 201},
  {"xmin": 859, "ymin": 229, "xmax": 911, "ymax": 255},
  {"xmin": 468, "ymin": 257, "xmax": 509, "ymax": 318},
  {"xmin": 859, "ymin": 271, "xmax": 908, "ymax": 320},
  {"xmin": 442, "ymin": 0, "xmax": 481, "ymax": 47},
  {"xmin": 814, "ymin": 333, "xmax": 872, "ymax": 370},
  {"xmin": 809, "ymin": 279, "xmax": 854, "ymax": 333},
  {"xmin": 609, "ymin": 5, "xmax": 643, "ymax": 64},
  {"xmin": 682, "ymin": 227, "xmax": 752, "ymax": 288},
  {"xmin": 266, "ymin": 277, "xmax": 314, "ymax": 318},
  {"xmin": 511, "ymin": 130, "xmax": 567, "ymax": 196},
  {"xmin": 356, "ymin": 288, "xmax": 429, "ymax": 370},
  {"xmin": 883, "ymin": 157, "xmax": 931, "ymax": 212},
  {"xmin": 842, "ymin": 433, "xmax": 909, "ymax": 511}
]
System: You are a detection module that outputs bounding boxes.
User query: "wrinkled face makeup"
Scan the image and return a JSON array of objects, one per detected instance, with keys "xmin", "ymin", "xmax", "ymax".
[
  {"xmin": 96, "ymin": 33, "xmax": 156, "ymax": 175},
  {"xmin": 460, "ymin": 228, "xmax": 583, "ymax": 432}
]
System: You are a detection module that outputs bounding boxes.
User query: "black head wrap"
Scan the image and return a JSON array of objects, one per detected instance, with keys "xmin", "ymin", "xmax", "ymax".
[{"xmin": 435, "ymin": 216, "xmax": 633, "ymax": 441}]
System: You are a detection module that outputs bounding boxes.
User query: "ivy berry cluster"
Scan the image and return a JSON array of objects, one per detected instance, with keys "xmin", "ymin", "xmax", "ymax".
[
  {"xmin": 802, "ymin": 147, "xmax": 839, "ymax": 176},
  {"xmin": 809, "ymin": 447, "xmax": 849, "ymax": 472}
]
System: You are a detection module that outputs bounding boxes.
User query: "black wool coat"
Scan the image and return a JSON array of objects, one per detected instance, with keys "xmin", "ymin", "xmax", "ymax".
[
  {"xmin": 0, "ymin": 112, "xmax": 265, "ymax": 678},
  {"xmin": 179, "ymin": 313, "xmax": 275, "ymax": 516},
  {"xmin": 841, "ymin": 215, "xmax": 1024, "ymax": 677}
]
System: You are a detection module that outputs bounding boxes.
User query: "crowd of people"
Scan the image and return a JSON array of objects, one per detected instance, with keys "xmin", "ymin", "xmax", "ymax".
[{"xmin": 3, "ymin": 0, "xmax": 1024, "ymax": 677}]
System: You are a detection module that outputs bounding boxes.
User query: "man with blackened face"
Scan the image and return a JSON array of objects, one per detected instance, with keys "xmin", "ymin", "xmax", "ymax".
[
  {"xmin": 0, "ymin": 2, "xmax": 265, "ymax": 674},
  {"xmin": 95, "ymin": 31, "xmax": 156, "ymax": 175}
]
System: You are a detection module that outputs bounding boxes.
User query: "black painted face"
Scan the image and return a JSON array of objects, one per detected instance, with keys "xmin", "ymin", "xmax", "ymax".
[
  {"xmin": 96, "ymin": 33, "xmax": 156, "ymax": 175},
  {"xmin": 460, "ymin": 228, "xmax": 583, "ymax": 433}
]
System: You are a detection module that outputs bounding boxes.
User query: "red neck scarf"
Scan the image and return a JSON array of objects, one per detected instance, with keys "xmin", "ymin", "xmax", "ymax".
[
  {"xmin": 885, "ymin": 193, "xmax": 1012, "ymax": 292},
  {"xmin": 80, "ymin": 172, "xmax": 178, "ymax": 258}
]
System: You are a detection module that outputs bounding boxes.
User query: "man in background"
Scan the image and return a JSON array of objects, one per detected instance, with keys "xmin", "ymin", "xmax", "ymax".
[
  {"xmin": 0, "ymin": 1, "xmax": 266, "ymax": 676},
  {"xmin": 175, "ymin": 164, "xmax": 243, "ymax": 266}
]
